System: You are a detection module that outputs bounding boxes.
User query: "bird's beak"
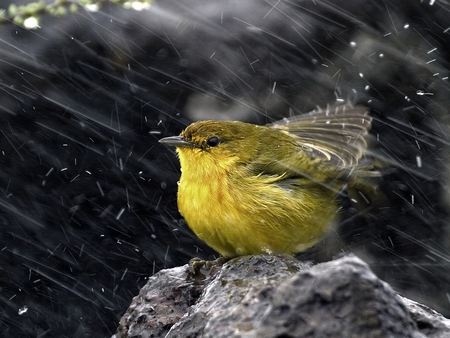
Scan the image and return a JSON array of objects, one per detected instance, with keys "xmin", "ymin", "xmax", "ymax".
[{"xmin": 159, "ymin": 136, "xmax": 195, "ymax": 148}]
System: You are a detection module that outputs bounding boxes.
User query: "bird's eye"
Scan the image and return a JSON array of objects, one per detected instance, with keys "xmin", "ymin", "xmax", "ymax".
[{"xmin": 207, "ymin": 137, "xmax": 220, "ymax": 147}]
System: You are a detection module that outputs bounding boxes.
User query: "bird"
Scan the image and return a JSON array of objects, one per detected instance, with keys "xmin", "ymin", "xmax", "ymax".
[{"xmin": 159, "ymin": 104, "xmax": 379, "ymax": 263}]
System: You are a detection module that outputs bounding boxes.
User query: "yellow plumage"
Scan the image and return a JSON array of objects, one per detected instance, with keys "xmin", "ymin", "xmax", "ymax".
[{"xmin": 160, "ymin": 105, "xmax": 376, "ymax": 258}]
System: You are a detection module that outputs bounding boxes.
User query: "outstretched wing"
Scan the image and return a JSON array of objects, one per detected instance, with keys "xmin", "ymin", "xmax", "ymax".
[{"xmin": 267, "ymin": 105, "xmax": 372, "ymax": 170}]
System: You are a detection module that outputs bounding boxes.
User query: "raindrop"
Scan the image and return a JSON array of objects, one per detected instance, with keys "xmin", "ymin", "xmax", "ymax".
[
  {"xmin": 84, "ymin": 4, "xmax": 100, "ymax": 12},
  {"xmin": 116, "ymin": 207, "xmax": 125, "ymax": 220},
  {"xmin": 18, "ymin": 305, "xmax": 28, "ymax": 315},
  {"xmin": 24, "ymin": 17, "xmax": 40, "ymax": 30},
  {"xmin": 416, "ymin": 155, "xmax": 422, "ymax": 168}
]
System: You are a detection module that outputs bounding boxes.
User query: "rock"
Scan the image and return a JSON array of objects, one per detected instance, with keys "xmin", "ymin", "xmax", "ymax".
[
  {"xmin": 113, "ymin": 255, "xmax": 450, "ymax": 338},
  {"xmin": 400, "ymin": 297, "xmax": 450, "ymax": 338}
]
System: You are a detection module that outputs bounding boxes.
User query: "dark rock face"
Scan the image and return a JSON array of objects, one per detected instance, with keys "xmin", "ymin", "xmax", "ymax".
[
  {"xmin": 115, "ymin": 265, "xmax": 205, "ymax": 338},
  {"xmin": 113, "ymin": 255, "xmax": 450, "ymax": 338}
]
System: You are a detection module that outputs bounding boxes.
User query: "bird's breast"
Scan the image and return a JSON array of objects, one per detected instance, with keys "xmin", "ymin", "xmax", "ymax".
[{"xmin": 175, "ymin": 149, "xmax": 338, "ymax": 257}]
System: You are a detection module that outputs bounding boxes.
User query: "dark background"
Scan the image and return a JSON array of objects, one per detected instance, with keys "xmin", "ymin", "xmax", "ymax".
[{"xmin": 0, "ymin": 0, "xmax": 449, "ymax": 336}]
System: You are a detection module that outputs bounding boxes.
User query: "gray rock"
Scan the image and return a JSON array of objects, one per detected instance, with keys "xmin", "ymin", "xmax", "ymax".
[{"xmin": 113, "ymin": 255, "xmax": 450, "ymax": 338}]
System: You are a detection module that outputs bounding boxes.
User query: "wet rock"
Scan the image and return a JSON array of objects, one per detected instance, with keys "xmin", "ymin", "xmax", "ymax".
[{"xmin": 113, "ymin": 255, "xmax": 450, "ymax": 338}]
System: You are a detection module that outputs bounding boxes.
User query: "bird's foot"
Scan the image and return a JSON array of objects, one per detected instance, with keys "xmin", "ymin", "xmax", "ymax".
[{"xmin": 189, "ymin": 256, "xmax": 230, "ymax": 275}]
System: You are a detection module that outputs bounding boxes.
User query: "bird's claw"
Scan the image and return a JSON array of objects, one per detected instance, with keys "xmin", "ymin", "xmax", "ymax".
[{"xmin": 188, "ymin": 256, "xmax": 230, "ymax": 275}]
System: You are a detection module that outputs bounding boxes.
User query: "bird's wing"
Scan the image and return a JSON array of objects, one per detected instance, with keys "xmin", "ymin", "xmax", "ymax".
[{"xmin": 267, "ymin": 105, "xmax": 372, "ymax": 170}]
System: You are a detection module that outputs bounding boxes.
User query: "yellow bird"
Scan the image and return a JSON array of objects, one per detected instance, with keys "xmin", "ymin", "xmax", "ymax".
[{"xmin": 159, "ymin": 105, "xmax": 378, "ymax": 259}]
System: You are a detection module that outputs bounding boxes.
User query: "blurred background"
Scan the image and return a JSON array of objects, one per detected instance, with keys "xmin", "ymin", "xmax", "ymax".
[{"xmin": 0, "ymin": 0, "xmax": 449, "ymax": 336}]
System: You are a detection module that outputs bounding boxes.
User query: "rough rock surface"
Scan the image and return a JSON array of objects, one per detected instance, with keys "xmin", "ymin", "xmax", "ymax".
[{"xmin": 113, "ymin": 255, "xmax": 450, "ymax": 338}]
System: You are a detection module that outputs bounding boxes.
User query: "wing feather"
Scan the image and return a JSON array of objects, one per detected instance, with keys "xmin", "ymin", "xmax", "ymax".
[{"xmin": 268, "ymin": 105, "xmax": 371, "ymax": 169}]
